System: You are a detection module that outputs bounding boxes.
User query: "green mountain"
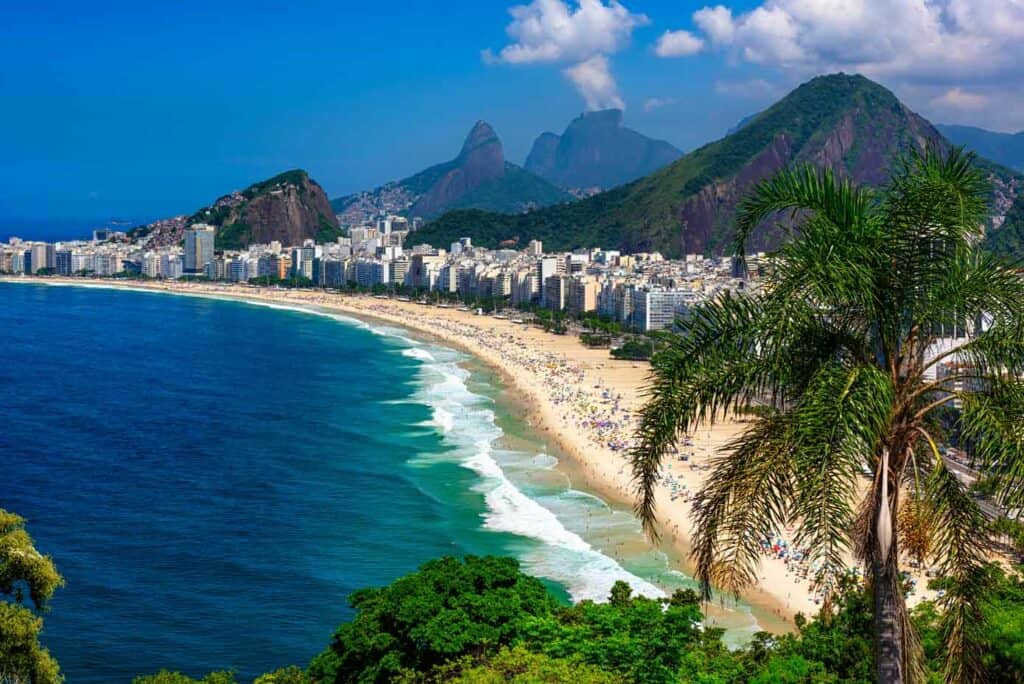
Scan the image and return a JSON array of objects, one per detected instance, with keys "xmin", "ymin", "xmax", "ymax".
[
  {"xmin": 412, "ymin": 74, "xmax": 1024, "ymax": 257},
  {"xmin": 187, "ymin": 170, "xmax": 341, "ymax": 250},
  {"xmin": 332, "ymin": 122, "xmax": 571, "ymax": 223},
  {"xmin": 524, "ymin": 109, "xmax": 682, "ymax": 191},
  {"xmin": 938, "ymin": 124, "xmax": 1024, "ymax": 172}
]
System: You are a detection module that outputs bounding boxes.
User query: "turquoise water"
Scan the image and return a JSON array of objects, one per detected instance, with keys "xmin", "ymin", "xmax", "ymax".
[{"xmin": 0, "ymin": 282, "xmax": 756, "ymax": 682}]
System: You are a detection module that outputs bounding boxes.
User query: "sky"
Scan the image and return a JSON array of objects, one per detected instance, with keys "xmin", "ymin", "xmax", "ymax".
[{"xmin": 3, "ymin": 0, "xmax": 1023, "ymax": 229}]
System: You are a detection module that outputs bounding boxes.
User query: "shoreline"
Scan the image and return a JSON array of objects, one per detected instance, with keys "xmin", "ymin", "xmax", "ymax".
[{"xmin": 2, "ymin": 276, "xmax": 850, "ymax": 629}]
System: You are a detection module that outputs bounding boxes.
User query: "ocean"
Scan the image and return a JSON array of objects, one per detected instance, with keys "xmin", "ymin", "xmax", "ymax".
[{"xmin": 0, "ymin": 282, "xmax": 757, "ymax": 682}]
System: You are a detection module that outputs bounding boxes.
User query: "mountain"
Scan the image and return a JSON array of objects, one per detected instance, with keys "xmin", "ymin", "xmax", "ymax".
[
  {"xmin": 413, "ymin": 74, "xmax": 1024, "ymax": 257},
  {"xmin": 726, "ymin": 113, "xmax": 758, "ymax": 136},
  {"xmin": 332, "ymin": 122, "xmax": 571, "ymax": 223},
  {"xmin": 938, "ymin": 124, "xmax": 1024, "ymax": 172},
  {"xmin": 131, "ymin": 170, "xmax": 341, "ymax": 250},
  {"xmin": 187, "ymin": 170, "xmax": 342, "ymax": 250},
  {"xmin": 524, "ymin": 109, "xmax": 682, "ymax": 191}
]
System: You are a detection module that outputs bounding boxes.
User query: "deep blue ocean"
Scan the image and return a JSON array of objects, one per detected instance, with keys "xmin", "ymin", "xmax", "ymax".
[{"xmin": 0, "ymin": 282, "xmax": 755, "ymax": 682}]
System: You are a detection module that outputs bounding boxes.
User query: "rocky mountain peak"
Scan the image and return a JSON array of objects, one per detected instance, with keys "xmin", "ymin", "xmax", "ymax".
[
  {"xmin": 460, "ymin": 121, "xmax": 501, "ymax": 158},
  {"xmin": 524, "ymin": 108, "xmax": 681, "ymax": 191}
]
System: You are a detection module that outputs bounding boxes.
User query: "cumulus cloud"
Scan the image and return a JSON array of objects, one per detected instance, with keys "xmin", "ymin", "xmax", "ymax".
[
  {"xmin": 643, "ymin": 96, "xmax": 675, "ymax": 112},
  {"xmin": 693, "ymin": 5, "xmax": 735, "ymax": 44},
  {"xmin": 485, "ymin": 0, "xmax": 648, "ymax": 64},
  {"xmin": 654, "ymin": 30, "xmax": 704, "ymax": 57},
  {"xmin": 931, "ymin": 87, "xmax": 989, "ymax": 111},
  {"xmin": 714, "ymin": 78, "xmax": 781, "ymax": 99},
  {"xmin": 660, "ymin": 0, "xmax": 1024, "ymax": 80},
  {"xmin": 655, "ymin": 0, "xmax": 1024, "ymax": 128},
  {"xmin": 565, "ymin": 55, "xmax": 624, "ymax": 110},
  {"xmin": 485, "ymin": 0, "xmax": 647, "ymax": 109}
]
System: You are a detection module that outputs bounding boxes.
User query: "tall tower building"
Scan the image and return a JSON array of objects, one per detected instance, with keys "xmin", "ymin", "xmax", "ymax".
[{"xmin": 184, "ymin": 224, "xmax": 216, "ymax": 274}]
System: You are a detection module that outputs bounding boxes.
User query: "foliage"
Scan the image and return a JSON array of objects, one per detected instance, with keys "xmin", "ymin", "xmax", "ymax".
[
  {"xmin": 763, "ymin": 578, "xmax": 876, "ymax": 683},
  {"xmin": 132, "ymin": 666, "xmax": 304, "ymax": 684},
  {"xmin": 431, "ymin": 646, "xmax": 619, "ymax": 684},
  {"xmin": 122, "ymin": 555, "xmax": 1024, "ymax": 684},
  {"xmin": 611, "ymin": 335, "xmax": 662, "ymax": 361},
  {"xmin": 983, "ymin": 194, "xmax": 1024, "ymax": 260},
  {"xmin": 629, "ymin": 147, "xmax": 1024, "ymax": 682},
  {"xmin": 579, "ymin": 332, "xmax": 611, "ymax": 348},
  {"xmin": 315, "ymin": 217, "xmax": 346, "ymax": 245},
  {"xmin": 243, "ymin": 170, "xmax": 310, "ymax": 200},
  {"xmin": 307, "ymin": 556, "xmax": 557, "ymax": 683},
  {"xmin": 132, "ymin": 671, "xmax": 238, "ymax": 684},
  {"xmin": 520, "ymin": 584, "xmax": 705, "ymax": 684},
  {"xmin": 0, "ymin": 510, "xmax": 65, "ymax": 684},
  {"xmin": 247, "ymin": 276, "xmax": 314, "ymax": 289},
  {"xmin": 253, "ymin": 667, "xmax": 307, "ymax": 684},
  {"xmin": 216, "ymin": 222, "xmax": 253, "ymax": 251},
  {"xmin": 915, "ymin": 565, "xmax": 1024, "ymax": 682},
  {"xmin": 446, "ymin": 165, "xmax": 571, "ymax": 216}
]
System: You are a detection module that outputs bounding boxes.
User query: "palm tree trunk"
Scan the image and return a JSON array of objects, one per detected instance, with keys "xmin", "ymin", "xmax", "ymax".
[{"xmin": 873, "ymin": 554, "xmax": 904, "ymax": 683}]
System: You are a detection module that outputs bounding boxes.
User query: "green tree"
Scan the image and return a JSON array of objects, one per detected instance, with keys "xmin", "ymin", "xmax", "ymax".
[
  {"xmin": 254, "ymin": 667, "xmax": 307, "ymax": 684},
  {"xmin": 132, "ymin": 671, "xmax": 237, "ymax": 684},
  {"xmin": 307, "ymin": 556, "xmax": 557, "ymax": 683},
  {"xmin": 0, "ymin": 509, "xmax": 64, "ymax": 684},
  {"xmin": 522, "ymin": 585, "xmax": 704, "ymax": 684},
  {"xmin": 434, "ymin": 645, "xmax": 620, "ymax": 684},
  {"xmin": 630, "ymin": 149, "xmax": 1024, "ymax": 683},
  {"xmin": 914, "ymin": 565, "xmax": 1024, "ymax": 683}
]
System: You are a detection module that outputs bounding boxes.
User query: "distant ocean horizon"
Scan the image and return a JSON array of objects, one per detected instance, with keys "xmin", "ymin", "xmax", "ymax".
[
  {"xmin": 0, "ymin": 217, "xmax": 150, "ymax": 243},
  {"xmin": 0, "ymin": 282, "xmax": 756, "ymax": 682}
]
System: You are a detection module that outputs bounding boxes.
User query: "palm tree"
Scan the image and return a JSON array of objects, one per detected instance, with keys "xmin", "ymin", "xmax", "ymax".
[{"xmin": 630, "ymin": 148, "xmax": 1024, "ymax": 683}]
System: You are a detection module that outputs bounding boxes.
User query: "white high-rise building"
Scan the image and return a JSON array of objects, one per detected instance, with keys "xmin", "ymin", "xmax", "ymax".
[{"xmin": 184, "ymin": 224, "xmax": 216, "ymax": 274}]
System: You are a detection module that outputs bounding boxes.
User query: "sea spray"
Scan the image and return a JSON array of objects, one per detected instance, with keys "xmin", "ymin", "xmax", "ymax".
[{"xmin": 407, "ymin": 342, "xmax": 665, "ymax": 602}]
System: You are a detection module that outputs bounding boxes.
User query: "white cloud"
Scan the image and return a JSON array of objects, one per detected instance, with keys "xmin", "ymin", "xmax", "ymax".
[
  {"xmin": 487, "ymin": 0, "xmax": 648, "ymax": 65},
  {"xmin": 693, "ymin": 5, "xmax": 735, "ymax": 44},
  {"xmin": 654, "ymin": 30, "xmax": 704, "ymax": 57},
  {"xmin": 486, "ymin": 0, "xmax": 647, "ymax": 110},
  {"xmin": 655, "ymin": 0, "xmax": 1024, "ymax": 128},
  {"xmin": 565, "ymin": 55, "xmax": 625, "ymax": 110},
  {"xmin": 663, "ymin": 0, "xmax": 1024, "ymax": 81},
  {"xmin": 931, "ymin": 87, "xmax": 989, "ymax": 111},
  {"xmin": 643, "ymin": 96, "xmax": 675, "ymax": 112},
  {"xmin": 714, "ymin": 78, "xmax": 781, "ymax": 99}
]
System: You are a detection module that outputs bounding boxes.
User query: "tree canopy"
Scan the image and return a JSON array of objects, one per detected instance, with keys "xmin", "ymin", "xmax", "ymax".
[{"xmin": 0, "ymin": 509, "xmax": 64, "ymax": 684}]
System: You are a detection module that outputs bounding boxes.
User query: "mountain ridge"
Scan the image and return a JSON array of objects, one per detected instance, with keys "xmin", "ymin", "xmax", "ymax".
[
  {"xmin": 332, "ymin": 122, "xmax": 570, "ymax": 223},
  {"xmin": 937, "ymin": 124, "xmax": 1024, "ymax": 172},
  {"xmin": 190, "ymin": 170, "xmax": 341, "ymax": 250},
  {"xmin": 412, "ymin": 74, "xmax": 1024, "ymax": 258},
  {"xmin": 132, "ymin": 170, "xmax": 341, "ymax": 250},
  {"xmin": 524, "ymin": 109, "xmax": 682, "ymax": 191}
]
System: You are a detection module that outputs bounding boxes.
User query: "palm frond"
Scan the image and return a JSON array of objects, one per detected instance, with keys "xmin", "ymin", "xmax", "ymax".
[
  {"xmin": 690, "ymin": 412, "xmax": 796, "ymax": 600},
  {"xmin": 733, "ymin": 164, "xmax": 875, "ymax": 258},
  {"xmin": 926, "ymin": 463, "xmax": 993, "ymax": 684},
  {"xmin": 789, "ymin": 364, "xmax": 895, "ymax": 593},
  {"xmin": 630, "ymin": 293, "xmax": 768, "ymax": 537},
  {"xmin": 958, "ymin": 377, "xmax": 1024, "ymax": 508}
]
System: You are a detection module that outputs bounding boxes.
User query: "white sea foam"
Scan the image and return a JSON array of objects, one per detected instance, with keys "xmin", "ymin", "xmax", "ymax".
[
  {"xmin": 406, "ymin": 344, "xmax": 666, "ymax": 603},
  {"xmin": 401, "ymin": 347, "xmax": 436, "ymax": 362}
]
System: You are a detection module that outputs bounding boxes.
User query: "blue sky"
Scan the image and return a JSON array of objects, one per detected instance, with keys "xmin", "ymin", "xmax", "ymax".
[{"xmin": 3, "ymin": 0, "xmax": 1021, "ymax": 227}]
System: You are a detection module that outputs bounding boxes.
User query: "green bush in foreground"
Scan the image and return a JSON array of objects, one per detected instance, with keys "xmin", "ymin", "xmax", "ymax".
[
  {"xmin": 12, "ymin": 545, "xmax": 1024, "ymax": 683},
  {"xmin": 0, "ymin": 509, "xmax": 65, "ymax": 684}
]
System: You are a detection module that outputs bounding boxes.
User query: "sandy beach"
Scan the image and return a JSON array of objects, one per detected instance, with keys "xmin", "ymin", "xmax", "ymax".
[{"xmin": 4, "ymin": 276, "xmax": 942, "ymax": 629}]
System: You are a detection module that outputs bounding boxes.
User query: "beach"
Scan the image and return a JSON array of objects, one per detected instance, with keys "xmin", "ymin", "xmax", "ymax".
[{"xmin": 3, "ymin": 276, "xmax": 942, "ymax": 629}]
